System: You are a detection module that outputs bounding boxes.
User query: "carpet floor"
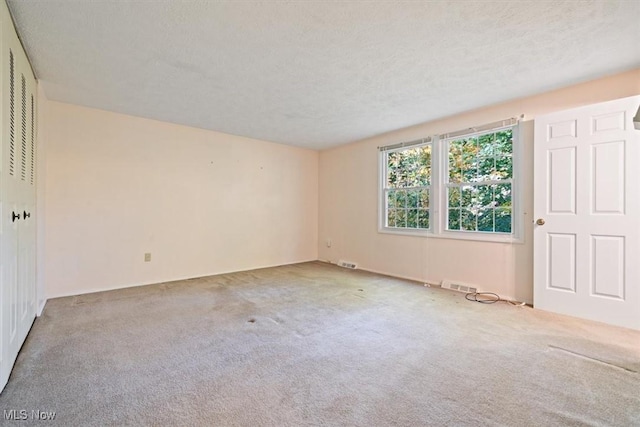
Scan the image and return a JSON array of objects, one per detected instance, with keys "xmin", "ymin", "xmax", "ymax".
[{"xmin": 0, "ymin": 261, "xmax": 639, "ymax": 426}]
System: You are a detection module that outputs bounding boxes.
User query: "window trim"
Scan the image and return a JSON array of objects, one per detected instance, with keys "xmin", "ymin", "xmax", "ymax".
[
  {"xmin": 378, "ymin": 120, "xmax": 523, "ymax": 244},
  {"xmin": 379, "ymin": 140, "xmax": 433, "ymax": 234}
]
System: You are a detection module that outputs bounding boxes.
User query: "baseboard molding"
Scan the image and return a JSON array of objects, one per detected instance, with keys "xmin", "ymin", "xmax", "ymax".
[
  {"xmin": 359, "ymin": 266, "xmax": 439, "ymax": 287},
  {"xmin": 361, "ymin": 265, "xmax": 531, "ymax": 304},
  {"xmin": 319, "ymin": 260, "xmax": 532, "ymax": 305},
  {"xmin": 46, "ymin": 259, "xmax": 319, "ymax": 300},
  {"xmin": 45, "ymin": 259, "xmax": 532, "ymax": 305},
  {"xmin": 318, "ymin": 260, "xmax": 438, "ymax": 286},
  {"xmin": 37, "ymin": 299, "xmax": 47, "ymax": 317}
]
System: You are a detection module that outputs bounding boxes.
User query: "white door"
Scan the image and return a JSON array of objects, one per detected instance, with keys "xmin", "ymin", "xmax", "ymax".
[
  {"xmin": 0, "ymin": 0, "xmax": 37, "ymax": 392},
  {"xmin": 534, "ymin": 95, "xmax": 640, "ymax": 330},
  {"xmin": 0, "ymin": 42, "xmax": 22, "ymax": 394},
  {"xmin": 16, "ymin": 56, "xmax": 37, "ymax": 346}
]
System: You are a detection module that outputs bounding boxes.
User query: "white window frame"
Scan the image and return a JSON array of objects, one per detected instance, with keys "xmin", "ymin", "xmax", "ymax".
[
  {"xmin": 378, "ymin": 119, "xmax": 523, "ymax": 243},
  {"xmin": 379, "ymin": 139, "xmax": 433, "ymax": 236}
]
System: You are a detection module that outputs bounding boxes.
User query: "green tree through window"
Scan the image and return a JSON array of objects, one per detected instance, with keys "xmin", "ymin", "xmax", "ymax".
[
  {"xmin": 446, "ymin": 129, "xmax": 513, "ymax": 233},
  {"xmin": 385, "ymin": 144, "xmax": 431, "ymax": 229},
  {"xmin": 380, "ymin": 121, "xmax": 517, "ymax": 240}
]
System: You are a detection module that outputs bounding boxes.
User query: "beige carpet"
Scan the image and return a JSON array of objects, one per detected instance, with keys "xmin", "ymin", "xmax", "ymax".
[{"xmin": 1, "ymin": 261, "xmax": 639, "ymax": 426}]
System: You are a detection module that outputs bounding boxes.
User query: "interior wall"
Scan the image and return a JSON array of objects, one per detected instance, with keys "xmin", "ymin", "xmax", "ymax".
[
  {"xmin": 36, "ymin": 84, "xmax": 48, "ymax": 312},
  {"xmin": 318, "ymin": 68, "xmax": 640, "ymax": 303},
  {"xmin": 43, "ymin": 100, "xmax": 318, "ymax": 298}
]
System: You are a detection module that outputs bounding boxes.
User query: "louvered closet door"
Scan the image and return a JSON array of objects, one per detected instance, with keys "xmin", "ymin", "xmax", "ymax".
[
  {"xmin": 0, "ymin": 43, "xmax": 22, "ymax": 394},
  {"xmin": 17, "ymin": 57, "xmax": 36, "ymax": 343},
  {"xmin": 0, "ymin": 8, "xmax": 5, "ymax": 392},
  {"xmin": 0, "ymin": 0, "xmax": 37, "ymax": 393}
]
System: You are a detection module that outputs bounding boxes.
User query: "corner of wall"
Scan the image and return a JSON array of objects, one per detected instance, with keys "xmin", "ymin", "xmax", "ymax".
[{"xmin": 36, "ymin": 82, "xmax": 48, "ymax": 311}]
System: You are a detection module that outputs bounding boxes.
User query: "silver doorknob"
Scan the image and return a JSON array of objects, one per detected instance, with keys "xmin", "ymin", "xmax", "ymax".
[{"xmin": 536, "ymin": 218, "xmax": 545, "ymax": 226}]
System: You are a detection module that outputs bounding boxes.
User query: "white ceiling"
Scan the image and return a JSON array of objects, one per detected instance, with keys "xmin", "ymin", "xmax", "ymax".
[{"xmin": 7, "ymin": 1, "xmax": 640, "ymax": 149}]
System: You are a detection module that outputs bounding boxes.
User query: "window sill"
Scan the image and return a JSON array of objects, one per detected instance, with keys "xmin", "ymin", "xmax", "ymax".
[{"xmin": 378, "ymin": 227, "xmax": 524, "ymax": 244}]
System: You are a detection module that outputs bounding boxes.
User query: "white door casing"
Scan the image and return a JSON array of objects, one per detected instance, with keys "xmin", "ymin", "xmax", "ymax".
[{"xmin": 533, "ymin": 95, "xmax": 640, "ymax": 330}]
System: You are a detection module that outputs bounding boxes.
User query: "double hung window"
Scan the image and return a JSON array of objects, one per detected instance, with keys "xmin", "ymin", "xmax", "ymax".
[{"xmin": 379, "ymin": 119, "xmax": 519, "ymax": 242}]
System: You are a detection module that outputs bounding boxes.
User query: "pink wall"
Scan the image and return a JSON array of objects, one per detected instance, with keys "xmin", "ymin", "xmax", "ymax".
[
  {"xmin": 39, "ymin": 68, "xmax": 640, "ymax": 302},
  {"xmin": 318, "ymin": 69, "xmax": 640, "ymax": 303},
  {"xmin": 42, "ymin": 101, "xmax": 318, "ymax": 298}
]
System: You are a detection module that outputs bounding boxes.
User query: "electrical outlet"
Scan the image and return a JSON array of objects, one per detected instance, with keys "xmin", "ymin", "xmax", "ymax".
[
  {"xmin": 144, "ymin": 253, "xmax": 151, "ymax": 262},
  {"xmin": 326, "ymin": 238, "xmax": 332, "ymax": 248}
]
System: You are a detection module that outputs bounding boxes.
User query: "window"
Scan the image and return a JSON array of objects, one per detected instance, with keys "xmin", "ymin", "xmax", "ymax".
[
  {"xmin": 382, "ymin": 141, "xmax": 432, "ymax": 230},
  {"xmin": 379, "ymin": 119, "xmax": 520, "ymax": 242},
  {"xmin": 445, "ymin": 129, "xmax": 513, "ymax": 233}
]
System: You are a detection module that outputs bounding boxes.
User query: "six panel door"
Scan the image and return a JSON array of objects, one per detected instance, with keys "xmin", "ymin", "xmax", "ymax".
[{"xmin": 533, "ymin": 95, "xmax": 640, "ymax": 330}]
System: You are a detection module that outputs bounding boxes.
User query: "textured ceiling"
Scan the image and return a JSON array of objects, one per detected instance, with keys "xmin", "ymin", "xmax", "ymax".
[{"xmin": 7, "ymin": 1, "xmax": 640, "ymax": 149}]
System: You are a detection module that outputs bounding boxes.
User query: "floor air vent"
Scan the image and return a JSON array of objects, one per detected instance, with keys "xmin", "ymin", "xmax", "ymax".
[
  {"xmin": 441, "ymin": 280, "xmax": 478, "ymax": 294},
  {"xmin": 337, "ymin": 260, "xmax": 357, "ymax": 269}
]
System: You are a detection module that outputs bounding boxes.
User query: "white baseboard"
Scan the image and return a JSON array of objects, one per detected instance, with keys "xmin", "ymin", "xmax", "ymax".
[
  {"xmin": 46, "ymin": 259, "xmax": 319, "ymax": 300},
  {"xmin": 319, "ymin": 260, "xmax": 532, "ymax": 305},
  {"xmin": 37, "ymin": 299, "xmax": 47, "ymax": 317}
]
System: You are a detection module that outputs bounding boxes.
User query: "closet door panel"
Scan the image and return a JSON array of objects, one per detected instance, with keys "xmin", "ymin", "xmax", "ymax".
[{"xmin": 0, "ymin": 1, "xmax": 37, "ymax": 392}]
